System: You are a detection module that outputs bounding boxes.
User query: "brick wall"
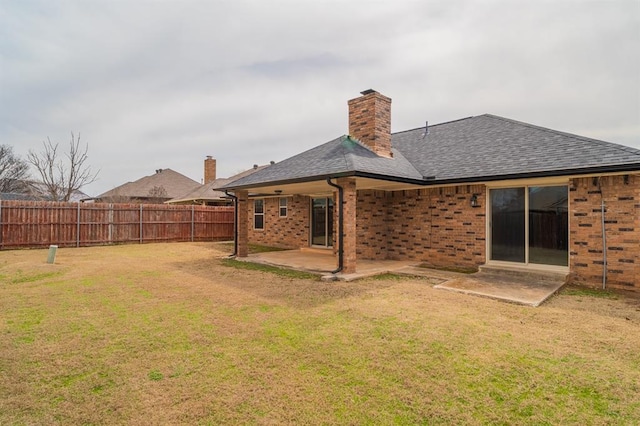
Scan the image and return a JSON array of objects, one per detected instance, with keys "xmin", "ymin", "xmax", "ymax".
[
  {"xmin": 569, "ymin": 174, "xmax": 639, "ymax": 290},
  {"xmin": 239, "ymin": 174, "xmax": 638, "ymax": 290},
  {"xmin": 357, "ymin": 185, "xmax": 486, "ymax": 268},
  {"xmin": 356, "ymin": 190, "xmax": 390, "ymax": 258},
  {"xmin": 247, "ymin": 195, "xmax": 310, "ymax": 248}
]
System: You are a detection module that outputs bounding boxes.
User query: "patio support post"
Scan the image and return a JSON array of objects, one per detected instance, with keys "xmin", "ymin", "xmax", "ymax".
[
  {"xmin": 224, "ymin": 190, "xmax": 238, "ymax": 256},
  {"xmin": 337, "ymin": 177, "xmax": 357, "ymax": 274},
  {"xmin": 236, "ymin": 190, "xmax": 249, "ymax": 257},
  {"xmin": 327, "ymin": 178, "xmax": 344, "ymax": 274}
]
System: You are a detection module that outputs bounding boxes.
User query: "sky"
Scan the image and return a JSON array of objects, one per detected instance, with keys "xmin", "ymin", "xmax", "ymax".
[{"xmin": 1, "ymin": 0, "xmax": 639, "ymax": 197}]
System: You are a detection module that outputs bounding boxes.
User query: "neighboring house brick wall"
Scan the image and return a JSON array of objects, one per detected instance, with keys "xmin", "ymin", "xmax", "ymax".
[
  {"xmin": 569, "ymin": 174, "xmax": 639, "ymax": 290},
  {"xmin": 356, "ymin": 185, "xmax": 486, "ymax": 268},
  {"xmin": 247, "ymin": 195, "xmax": 310, "ymax": 248}
]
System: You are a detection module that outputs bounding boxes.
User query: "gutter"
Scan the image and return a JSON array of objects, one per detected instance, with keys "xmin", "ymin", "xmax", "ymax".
[
  {"xmin": 326, "ymin": 178, "xmax": 343, "ymax": 274},
  {"xmin": 224, "ymin": 190, "xmax": 238, "ymax": 257}
]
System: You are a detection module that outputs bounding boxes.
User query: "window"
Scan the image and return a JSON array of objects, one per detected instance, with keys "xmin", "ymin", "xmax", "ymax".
[
  {"xmin": 254, "ymin": 199, "xmax": 264, "ymax": 230},
  {"xmin": 279, "ymin": 197, "xmax": 287, "ymax": 217}
]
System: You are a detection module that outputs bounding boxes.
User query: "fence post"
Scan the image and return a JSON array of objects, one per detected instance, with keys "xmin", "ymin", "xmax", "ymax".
[
  {"xmin": 191, "ymin": 205, "xmax": 195, "ymax": 242},
  {"xmin": 140, "ymin": 204, "xmax": 143, "ymax": 244},
  {"xmin": 108, "ymin": 204, "xmax": 113, "ymax": 243},
  {"xmin": 76, "ymin": 202, "xmax": 81, "ymax": 247},
  {"xmin": 0, "ymin": 199, "xmax": 3, "ymax": 250}
]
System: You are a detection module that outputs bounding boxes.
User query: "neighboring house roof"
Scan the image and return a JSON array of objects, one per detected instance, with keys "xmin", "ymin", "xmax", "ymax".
[
  {"xmin": 167, "ymin": 164, "xmax": 271, "ymax": 204},
  {"xmin": 0, "ymin": 192, "xmax": 43, "ymax": 201},
  {"xmin": 223, "ymin": 114, "xmax": 640, "ymax": 190},
  {"xmin": 97, "ymin": 168, "xmax": 200, "ymax": 200},
  {"xmin": 0, "ymin": 181, "xmax": 90, "ymax": 202}
]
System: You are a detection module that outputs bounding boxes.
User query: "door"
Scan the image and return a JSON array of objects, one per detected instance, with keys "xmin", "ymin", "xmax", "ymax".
[
  {"xmin": 490, "ymin": 185, "xmax": 568, "ymax": 266},
  {"xmin": 311, "ymin": 197, "xmax": 334, "ymax": 247}
]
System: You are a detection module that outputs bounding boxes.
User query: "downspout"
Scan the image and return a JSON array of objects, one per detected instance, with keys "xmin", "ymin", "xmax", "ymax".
[
  {"xmin": 225, "ymin": 190, "xmax": 238, "ymax": 257},
  {"xmin": 597, "ymin": 177, "xmax": 607, "ymax": 289},
  {"xmin": 326, "ymin": 178, "xmax": 344, "ymax": 274}
]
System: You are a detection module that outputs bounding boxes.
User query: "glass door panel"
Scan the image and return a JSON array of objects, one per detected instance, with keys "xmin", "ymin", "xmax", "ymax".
[
  {"xmin": 529, "ymin": 186, "xmax": 568, "ymax": 266},
  {"xmin": 490, "ymin": 188, "xmax": 525, "ymax": 262},
  {"xmin": 327, "ymin": 198, "xmax": 334, "ymax": 246},
  {"xmin": 311, "ymin": 198, "xmax": 327, "ymax": 246},
  {"xmin": 311, "ymin": 197, "xmax": 334, "ymax": 247}
]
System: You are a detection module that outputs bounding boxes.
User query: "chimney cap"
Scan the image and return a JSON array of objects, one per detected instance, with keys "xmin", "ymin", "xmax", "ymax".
[
  {"xmin": 206, "ymin": 155, "xmax": 213, "ymax": 160},
  {"xmin": 360, "ymin": 89, "xmax": 377, "ymax": 95}
]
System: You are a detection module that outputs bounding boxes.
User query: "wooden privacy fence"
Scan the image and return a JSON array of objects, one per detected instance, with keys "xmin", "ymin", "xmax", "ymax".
[{"xmin": 0, "ymin": 200, "xmax": 234, "ymax": 249}]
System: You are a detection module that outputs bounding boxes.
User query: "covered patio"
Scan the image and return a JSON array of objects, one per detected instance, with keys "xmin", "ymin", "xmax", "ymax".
[
  {"xmin": 242, "ymin": 248, "xmax": 426, "ymax": 280},
  {"xmin": 235, "ymin": 249, "xmax": 567, "ymax": 307}
]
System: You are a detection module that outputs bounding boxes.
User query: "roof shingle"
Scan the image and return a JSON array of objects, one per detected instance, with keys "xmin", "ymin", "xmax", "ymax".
[{"xmin": 224, "ymin": 114, "xmax": 640, "ymax": 190}]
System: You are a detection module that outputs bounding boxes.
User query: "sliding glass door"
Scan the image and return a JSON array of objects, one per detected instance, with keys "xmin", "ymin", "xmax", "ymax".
[
  {"xmin": 311, "ymin": 197, "xmax": 334, "ymax": 247},
  {"xmin": 490, "ymin": 186, "xmax": 568, "ymax": 267}
]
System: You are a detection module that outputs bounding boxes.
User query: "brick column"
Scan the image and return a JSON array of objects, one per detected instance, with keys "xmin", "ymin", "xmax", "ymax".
[
  {"xmin": 337, "ymin": 177, "xmax": 357, "ymax": 274},
  {"xmin": 236, "ymin": 190, "xmax": 249, "ymax": 257}
]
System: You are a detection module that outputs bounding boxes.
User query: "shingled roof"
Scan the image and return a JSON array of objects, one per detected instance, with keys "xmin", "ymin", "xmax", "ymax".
[
  {"xmin": 223, "ymin": 114, "xmax": 640, "ymax": 190},
  {"xmin": 166, "ymin": 164, "xmax": 271, "ymax": 204},
  {"xmin": 97, "ymin": 168, "xmax": 200, "ymax": 201}
]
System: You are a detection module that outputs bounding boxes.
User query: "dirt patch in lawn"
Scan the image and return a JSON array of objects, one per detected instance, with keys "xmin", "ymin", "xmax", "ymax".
[{"xmin": 1, "ymin": 242, "xmax": 639, "ymax": 425}]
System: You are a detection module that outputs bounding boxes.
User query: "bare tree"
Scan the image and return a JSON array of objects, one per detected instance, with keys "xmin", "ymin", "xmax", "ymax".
[
  {"xmin": 147, "ymin": 185, "xmax": 168, "ymax": 203},
  {"xmin": 27, "ymin": 132, "xmax": 99, "ymax": 201},
  {"xmin": 0, "ymin": 144, "xmax": 31, "ymax": 193}
]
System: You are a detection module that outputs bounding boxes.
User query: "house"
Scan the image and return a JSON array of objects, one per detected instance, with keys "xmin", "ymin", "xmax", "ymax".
[
  {"xmin": 223, "ymin": 90, "xmax": 640, "ymax": 291},
  {"xmin": 0, "ymin": 180, "xmax": 90, "ymax": 202},
  {"xmin": 166, "ymin": 156, "xmax": 272, "ymax": 206},
  {"xmin": 94, "ymin": 168, "xmax": 200, "ymax": 204}
]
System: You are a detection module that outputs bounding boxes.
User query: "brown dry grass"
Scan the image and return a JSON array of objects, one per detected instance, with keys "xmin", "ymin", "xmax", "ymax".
[{"xmin": 1, "ymin": 242, "xmax": 639, "ymax": 425}]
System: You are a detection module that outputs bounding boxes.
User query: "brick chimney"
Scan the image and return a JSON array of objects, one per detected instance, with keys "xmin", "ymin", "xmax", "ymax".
[
  {"xmin": 204, "ymin": 156, "xmax": 217, "ymax": 184},
  {"xmin": 348, "ymin": 89, "xmax": 392, "ymax": 158}
]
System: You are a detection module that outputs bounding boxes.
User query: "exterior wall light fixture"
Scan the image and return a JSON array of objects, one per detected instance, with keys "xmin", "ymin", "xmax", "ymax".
[{"xmin": 470, "ymin": 194, "xmax": 478, "ymax": 207}]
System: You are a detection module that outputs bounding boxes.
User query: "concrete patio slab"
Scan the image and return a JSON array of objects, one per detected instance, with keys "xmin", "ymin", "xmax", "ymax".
[
  {"xmin": 243, "ymin": 249, "xmax": 418, "ymax": 280},
  {"xmin": 238, "ymin": 250, "xmax": 566, "ymax": 306},
  {"xmin": 243, "ymin": 249, "xmax": 335, "ymax": 273},
  {"xmin": 434, "ymin": 270, "xmax": 567, "ymax": 307}
]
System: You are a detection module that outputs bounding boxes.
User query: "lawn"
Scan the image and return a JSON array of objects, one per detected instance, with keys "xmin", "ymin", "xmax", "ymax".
[{"xmin": 1, "ymin": 243, "xmax": 639, "ymax": 424}]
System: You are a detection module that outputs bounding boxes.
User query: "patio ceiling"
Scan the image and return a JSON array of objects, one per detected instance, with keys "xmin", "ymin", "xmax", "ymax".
[{"xmin": 247, "ymin": 176, "xmax": 424, "ymax": 197}]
